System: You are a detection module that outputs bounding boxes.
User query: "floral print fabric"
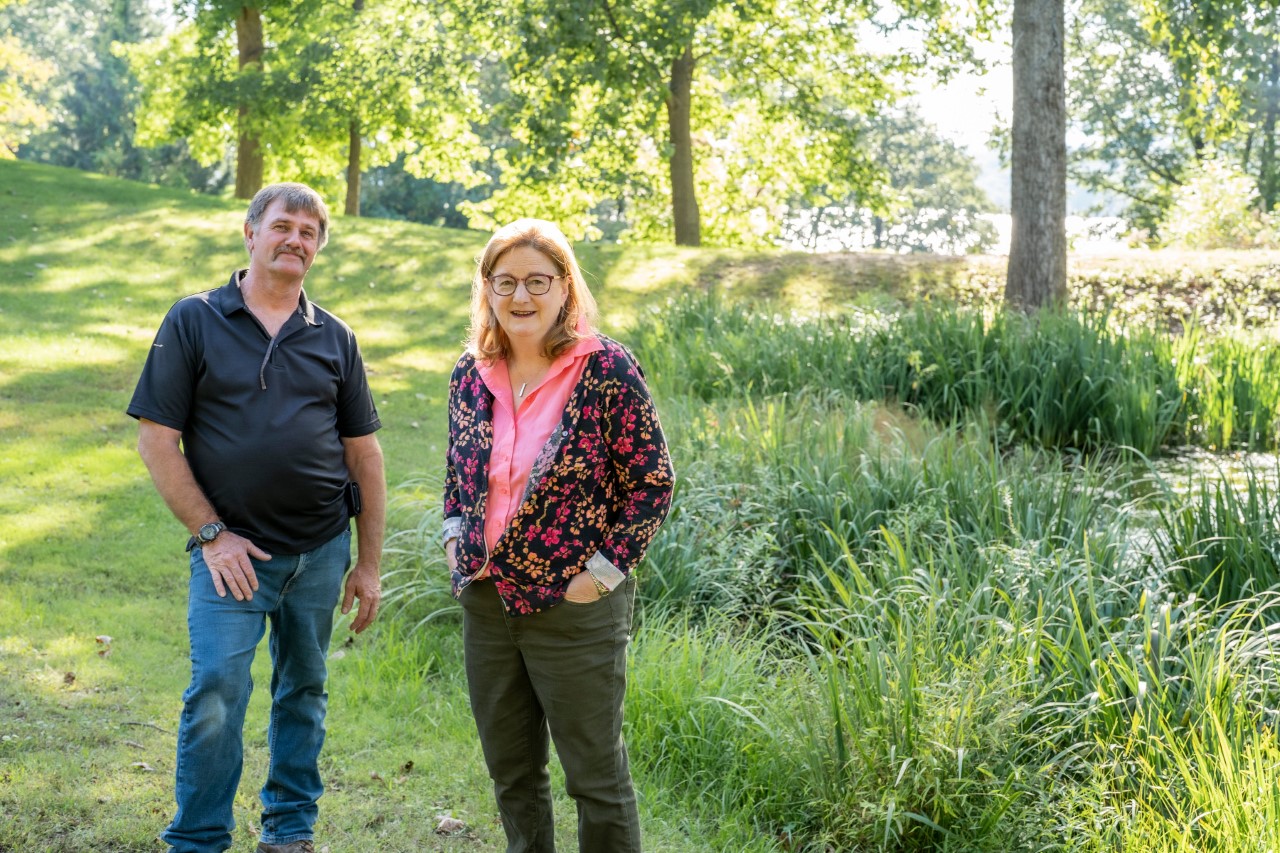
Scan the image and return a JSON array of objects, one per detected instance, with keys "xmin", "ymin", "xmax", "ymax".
[{"xmin": 444, "ymin": 336, "xmax": 675, "ymax": 615}]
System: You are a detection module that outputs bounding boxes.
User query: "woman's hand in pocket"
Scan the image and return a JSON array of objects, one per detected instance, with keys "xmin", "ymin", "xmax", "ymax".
[{"xmin": 564, "ymin": 570, "xmax": 602, "ymax": 603}]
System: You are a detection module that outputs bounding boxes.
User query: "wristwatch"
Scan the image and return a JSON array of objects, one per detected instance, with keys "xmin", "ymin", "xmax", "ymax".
[{"xmin": 186, "ymin": 521, "xmax": 227, "ymax": 552}]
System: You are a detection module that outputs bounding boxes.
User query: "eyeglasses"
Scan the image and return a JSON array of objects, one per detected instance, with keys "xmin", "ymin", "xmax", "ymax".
[{"xmin": 486, "ymin": 274, "xmax": 563, "ymax": 296}]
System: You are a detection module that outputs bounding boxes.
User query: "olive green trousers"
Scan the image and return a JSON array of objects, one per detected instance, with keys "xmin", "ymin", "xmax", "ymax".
[{"xmin": 460, "ymin": 577, "xmax": 641, "ymax": 853}]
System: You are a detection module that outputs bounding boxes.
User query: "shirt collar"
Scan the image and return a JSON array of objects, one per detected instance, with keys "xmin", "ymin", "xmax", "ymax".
[
  {"xmin": 475, "ymin": 330, "xmax": 604, "ymax": 395},
  {"xmin": 217, "ymin": 269, "xmax": 320, "ymax": 326}
]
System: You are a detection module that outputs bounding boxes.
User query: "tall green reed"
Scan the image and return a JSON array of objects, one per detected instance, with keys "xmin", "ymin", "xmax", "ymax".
[
  {"xmin": 378, "ymin": 292, "xmax": 1280, "ymax": 850},
  {"xmin": 380, "ymin": 476, "xmax": 458, "ymax": 628},
  {"xmin": 1174, "ymin": 326, "xmax": 1280, "ymax": 450},
  {"xmin": 1145, "ymin": 462, "xmax": 1280, "ymax": 604},
  {"xmin": 632, "ymin": 292, "xmax": 1275, "ymax": 456}
]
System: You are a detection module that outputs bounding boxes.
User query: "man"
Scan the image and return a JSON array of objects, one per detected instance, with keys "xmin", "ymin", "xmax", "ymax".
[{"xmin": 128, "ymin": 183, "xmax": 385, "ymax": 853}]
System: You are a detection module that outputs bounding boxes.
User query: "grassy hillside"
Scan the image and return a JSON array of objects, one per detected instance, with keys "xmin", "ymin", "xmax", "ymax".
[
  {"xmin": 7, "ymin": 159, "xmax": 1280, "ymax": 852},
  {"xmin": 0, "ymin": 160, "xmax": 752, "ymax": 851}
]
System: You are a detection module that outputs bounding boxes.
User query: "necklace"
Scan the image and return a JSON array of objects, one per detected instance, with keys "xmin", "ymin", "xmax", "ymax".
[{"xmin": 510, "ymin": 358, "xmax": 550, "ymax": 403}]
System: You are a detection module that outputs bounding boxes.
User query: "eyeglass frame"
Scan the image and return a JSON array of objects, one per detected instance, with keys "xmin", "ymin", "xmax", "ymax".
[{"xmin": 485, "ymin": 273, "xmax": 566, "ymax": 296}]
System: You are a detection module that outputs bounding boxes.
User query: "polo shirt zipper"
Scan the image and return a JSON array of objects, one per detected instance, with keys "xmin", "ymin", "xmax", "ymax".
[{"xmin": 258, "ymin": 332, "xmax": 280, "ymax": 390}]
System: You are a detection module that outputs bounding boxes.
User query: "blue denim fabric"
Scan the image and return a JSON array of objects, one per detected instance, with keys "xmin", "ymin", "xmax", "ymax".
[{"xmin": 160, "ymin": 528, "xmax": 351, "ymax": 853}]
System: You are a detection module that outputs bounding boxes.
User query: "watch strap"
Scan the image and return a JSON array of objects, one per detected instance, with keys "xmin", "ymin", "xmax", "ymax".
[{"xmin": 186, "ymin": 521, "xmax": 226, "ymax": 552}]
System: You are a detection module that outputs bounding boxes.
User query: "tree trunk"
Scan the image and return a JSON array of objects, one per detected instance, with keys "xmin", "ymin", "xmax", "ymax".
[
  {"xmin": 1259, "ymin": 50, "xmax": 1280, "ymax": 212},
  {"xmin": 342, "ymin": 0, "xmax": 366, "ymax": 215},
  {"xmin": 808, "ymin": 205, "xmax": 825, "ymax": 250},
  {"xmin": 1006, "ymin": 0, "xmax": 1067, "ymax": 311},
  {"xmin": 234, "ymin": 5, "xmax": 264, "ymax": 200},
  {"xmin": 666, "ymin": 46, "xmax": 700, "ymax": 246},
  {"xmin": 345, "ymin": 120, "xmax": 362, "ymax": 216}
]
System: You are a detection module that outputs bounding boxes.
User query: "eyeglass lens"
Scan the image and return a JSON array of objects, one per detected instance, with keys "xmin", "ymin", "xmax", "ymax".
[{"xmin": 490, "ymin": 275, "xmax": 554, "ymax": 295}]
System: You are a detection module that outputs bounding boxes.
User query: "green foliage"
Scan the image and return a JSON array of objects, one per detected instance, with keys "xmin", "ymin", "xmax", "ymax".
[
  {"xmin": 617, "ymin": 355, "xmax": 1280, "ymax": 848},
  {"xmin": 359, "ymin": 154, "xmax": 484, "ymax": 228},
  {"xmin": 1070, "ymin": 0, "xmax": 1280, "ymax": 236},
  {"xmin": 784, "ymin": 105, "xmax": 998, "ymax": 254},
  {"xmin": 1174, "ymin": 326, "xmax": 1280, "ymax": 449},
  {"xmin": 0, "ymin": 29, "xmax": 54, "ymax": 157},
  {"xmin": 127, "ymin": 10, "xmax": 266, "ymax": 166},
  {"xmin": 483, "ymin": 0, "xmax": 983, "ymax": 245},
  {"xmin": 1161, "ymin": 158, "xmax": 1280, "ymax": 249},
  {"xmin": 616, "ymin": 362, "xmax": 1280, "ymax": 848},
  {"xmin": 380, "ymin": 476, "xmax": 458, "ymax": 630},
  {"xmin": 1147, "ymin": 462, "xmax": 1280, "ymax": 604},
  {"xmin": 23, "ymin": 0, "xmax": 1001, "ymax": 248},
  {"xmin": 127, "ymin": 0, "xmax": 483, "ymax": 204},
  {"xmin": 0, "ymin": 0, "xmax": 219, "ymax": 188},
  {"xmin": 629, "ymin": 293, "xmax": 1198, "ymax": 455},
  {"xmin": 291, "ymin": 0, "xmax": 487, "ymax": 190}
]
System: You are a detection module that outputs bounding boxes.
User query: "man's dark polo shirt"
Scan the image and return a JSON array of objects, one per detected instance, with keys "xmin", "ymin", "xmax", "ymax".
[{"xmin": 128, "ymin": 271, "xmax": 381, "ymax": 555}]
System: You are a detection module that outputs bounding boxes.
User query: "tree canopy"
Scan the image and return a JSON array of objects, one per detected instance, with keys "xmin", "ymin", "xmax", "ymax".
[
  {"xmin": 479, "ymin": 0, "xmax": 987, "ymax": 245},
  {"xmin": 6, "ymin": 0, "xmax": 1008, "ymax": 250},
  {"xmin": 1069, "ymin": 0, "xmax": 1280, "ymax": 238},
  {"xmin": 128, "ymin": 0, "xmax": 484, "ymax": 204}
]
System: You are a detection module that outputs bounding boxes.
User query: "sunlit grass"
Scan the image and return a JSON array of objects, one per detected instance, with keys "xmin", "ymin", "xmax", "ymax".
[
  {"xmin": 9, "ymin": 157, "xmax": 1280, "ymax": 852},
  {"xmin": 0, "ymin": 159, "xmax": 773, "ymax": 852}
]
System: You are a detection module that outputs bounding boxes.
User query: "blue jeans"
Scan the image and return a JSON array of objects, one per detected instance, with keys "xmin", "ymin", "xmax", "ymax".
[{"xmin": 161, "ymin": 528, "xmax": 351, "ymax": 853}]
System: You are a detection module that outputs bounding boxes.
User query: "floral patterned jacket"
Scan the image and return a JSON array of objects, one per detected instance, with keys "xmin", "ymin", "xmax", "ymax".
[{"xmin": 443, "ymin": 336, "xmax": 675, "ymax": 616}]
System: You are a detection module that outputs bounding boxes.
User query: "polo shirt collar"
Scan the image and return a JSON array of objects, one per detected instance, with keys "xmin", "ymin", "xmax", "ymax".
[{"xmin": 218, "ymin": 269, "xmax": 321, "ymax": 326}]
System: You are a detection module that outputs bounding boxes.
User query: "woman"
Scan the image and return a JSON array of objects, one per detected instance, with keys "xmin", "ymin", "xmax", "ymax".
[{"xmin": 442, "ymin": 218, "xmax": 675, "ymax": 853}]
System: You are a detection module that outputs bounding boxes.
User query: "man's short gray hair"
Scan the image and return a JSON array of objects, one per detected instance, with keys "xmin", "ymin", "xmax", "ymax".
[{"xmin": 244, "ymin": 183, "xmax": 330, "ymax": 250}]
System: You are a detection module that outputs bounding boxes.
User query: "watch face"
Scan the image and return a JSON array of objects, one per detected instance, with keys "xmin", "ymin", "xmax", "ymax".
[{"xmin": 199, "ymin": 523, "xmax": 221, "ymax": 541}]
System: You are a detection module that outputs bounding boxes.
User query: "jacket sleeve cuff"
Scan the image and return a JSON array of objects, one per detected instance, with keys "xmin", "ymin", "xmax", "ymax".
[
  {"xmin": 442, "ymin": 516, "xmax": 462, "ymax": 547},
  {"xmin": 586, "ymin": 550, "xmax": 627, "ymax": 591}
]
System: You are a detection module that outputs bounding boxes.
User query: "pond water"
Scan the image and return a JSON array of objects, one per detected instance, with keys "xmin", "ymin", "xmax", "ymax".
[{"xmin": 1148, "ymin": 447, "xmax": 1280, "ymax": 494}]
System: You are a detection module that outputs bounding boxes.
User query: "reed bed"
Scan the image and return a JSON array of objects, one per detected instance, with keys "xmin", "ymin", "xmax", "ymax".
[
  {"xmin": 630, "ymin": 293, "xmax": 1280, "ymax": 455},
  {"xmin": 389, "ymin": 297, "xmax": 1280, "ymax": 850}
]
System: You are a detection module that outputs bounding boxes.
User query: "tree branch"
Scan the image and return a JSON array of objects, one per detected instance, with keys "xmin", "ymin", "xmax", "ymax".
[{"xmin": 598, "ymin": 0, "xmax": 664, "ymax": 81}]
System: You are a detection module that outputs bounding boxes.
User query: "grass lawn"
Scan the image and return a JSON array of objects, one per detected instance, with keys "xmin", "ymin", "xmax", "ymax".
[
  {"xmin": 0, "ymin": 160, "xmax": 771, "ymax": 852},
  {"xmin": 12, "ymin": 159, "xmax": 1280, "ymax": 853}
]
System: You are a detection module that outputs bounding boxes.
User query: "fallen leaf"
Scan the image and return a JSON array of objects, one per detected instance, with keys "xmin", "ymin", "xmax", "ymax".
[
  {"xmin": 328, "ymin": 650, "xmax": 346, "ymax": 661},
  {"xmin": 131, "ymin": 762, "xmax": 156, "ymax": 772},
  {"xmin": 401, "ymin": 760, "xmax": 414, "ymax": 773},
  {"xmin": 63, "ymin": 672, "xmax": 75, "ymax": 686},
  {"xmin": 95, "ymin": 635, "xmax": 113, "ymax": 645},
  {"xmin": 369, "ymin": 770, "xmax": 383, "ymax": 782},
  {"xmin": 124, "ymin": 740, "xmax": 144, "ymax": 749},
  {"xmin": 435, "ymin": 816, "xmax": 466, "ymax": 835}
]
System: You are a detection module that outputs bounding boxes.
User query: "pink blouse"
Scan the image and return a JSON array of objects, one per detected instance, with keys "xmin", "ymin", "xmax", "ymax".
[{"xmin": 476, "ymin": 334, "xmax": 604, "ymax": 552}]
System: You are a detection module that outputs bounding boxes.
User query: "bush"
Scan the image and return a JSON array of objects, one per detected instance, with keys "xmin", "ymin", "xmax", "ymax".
[{"xmin": 1160, "ymin": 159, "xmax": 1280, "ymax": 250}]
